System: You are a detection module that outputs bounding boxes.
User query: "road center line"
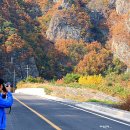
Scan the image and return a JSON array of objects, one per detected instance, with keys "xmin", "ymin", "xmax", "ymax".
[{"xmin": 14, "ymin": 97, "xmax": 62, "ymax": 130}]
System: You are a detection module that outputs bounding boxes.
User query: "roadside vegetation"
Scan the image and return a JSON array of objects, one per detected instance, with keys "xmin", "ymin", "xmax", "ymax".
[
  {"xmin": 17, "ymin": 72, "xmax": 130, "ymax": 111},
  {"xmin": 54, "ymin": 73, "xmax": 130, "ymax": 98}
]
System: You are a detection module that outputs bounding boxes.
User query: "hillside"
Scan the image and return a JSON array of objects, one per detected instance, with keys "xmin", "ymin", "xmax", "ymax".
[{"xmin": 0, "ymin": 0, "xmax": 129, "ymax": 82}]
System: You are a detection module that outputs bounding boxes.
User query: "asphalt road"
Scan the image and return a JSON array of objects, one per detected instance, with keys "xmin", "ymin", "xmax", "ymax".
[{"xmin": 6, "ymin": 94, "xmax": 130, "ymax": 130}]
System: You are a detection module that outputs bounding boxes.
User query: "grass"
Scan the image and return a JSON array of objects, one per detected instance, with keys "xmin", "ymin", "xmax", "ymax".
[
  {"xmin": 17, "ymin": 78, "xmax": 130, "ymax": 99},
  {"xmin": 119, "ymin": 96, "xmax": 130, "ymax": 111},
  {"xmin": 16, "ymin": 82, "xmax": 119, "ymax": 102},
  {"xmin": 87, "ymin": 99, "xmax": 118, "ymax": 105},
  {"xmin": 52, "ymin": 82, "xmax": 130, "ymax": 99},
  {"xmin": 51, "ymin": 72, "xmax": 130, "ymax": 99},
  {"xmin": 16, "ymin": 73, "xmax": 130, "ymax": 109}
]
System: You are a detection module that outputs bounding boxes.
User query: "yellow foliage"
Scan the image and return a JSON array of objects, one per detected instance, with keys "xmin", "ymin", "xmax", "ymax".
[{"xmin": 78, "ymin": 75, "xmax": 103, "ymax": 85}]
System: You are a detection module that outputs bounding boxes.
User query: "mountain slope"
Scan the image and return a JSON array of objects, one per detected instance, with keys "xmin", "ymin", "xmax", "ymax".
[{"xmin": 0, "ymin": 0, "xmax": 129, "ymax": 82}]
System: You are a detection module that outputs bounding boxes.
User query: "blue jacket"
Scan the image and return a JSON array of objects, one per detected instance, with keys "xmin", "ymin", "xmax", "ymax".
[{"xmin": 0, "ymin": 92, "xmax": 13, "ymax": 129}]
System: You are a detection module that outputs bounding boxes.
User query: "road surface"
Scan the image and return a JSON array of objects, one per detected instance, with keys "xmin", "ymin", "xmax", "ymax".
[{"xmin": 6, "ymin": 93, "xmax": 130, "ymax": 130}]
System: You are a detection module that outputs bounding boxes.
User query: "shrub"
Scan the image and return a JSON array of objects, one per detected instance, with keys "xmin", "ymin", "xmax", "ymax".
[
  {"xmin": 113, "ymin": 84, "xmax": 125, "ymax": 94},
  {"xmin": 44, "ymin": 87, "xmax": 53, "ymax": 95},
  {"xmin": 64, "ymin": 73, "xmax": 80, "ymax": 84},
  {"xmin": 24, "ymin": 76, "xmax": 44, "ymax": 83},
  {"xmin": 78, "ymin": 75, "xmax": 103, "ymax": 85},
  {"xmin": 104, "ymin": 73, "xmax": 119, "ymax": 84},
  {"xmin": 121, "ymin": 73, "xmax": 130, "ymax": 81},
  {"xmin": 107, "ymin": 81, "xmax": 113, "ymax": 87},
  {"xmin": 16, "ymin": 81, "xmax": 26, "ymax": 88},
  {"xmin": 5, "ymin": 41, "xmax": 12, "ymax": 45},
  {"xmin": 120, "ymin": 96, "xmax": 130, "ymax": 111},
  {"xmin": 56, "ymin": 78, "xmax": 64, "ymax": 84}
]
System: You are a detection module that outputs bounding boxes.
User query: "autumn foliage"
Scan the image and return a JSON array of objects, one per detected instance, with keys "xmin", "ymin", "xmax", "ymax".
[
  {"xmin": 0, "ymin": 0, "xmax": 129, "ymax": 80},
  {"xmin": 75, "ymin": 42, "xmax": 113, "ymax": 75},
  {"xmin": 78, "ymin": 75, "xmax": 103, "ymax": 85}
]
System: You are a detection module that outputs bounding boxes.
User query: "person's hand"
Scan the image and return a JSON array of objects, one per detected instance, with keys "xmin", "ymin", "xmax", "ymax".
[{"xmin": 6, "ymin": 86, "xmax": 11, "ymax": 92}]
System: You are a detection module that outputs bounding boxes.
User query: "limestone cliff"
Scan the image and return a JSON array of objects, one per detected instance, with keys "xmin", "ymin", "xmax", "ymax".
[
  {"xmin": 46, "ymin": 13, "xmax": 89, "ymax": 42},
  {"xmin": 46, "ymin": 0, "xmax": 108, "ymax": 43},
  {"xmin": 116, "ymin": 0, "xmax": 130, "ymax": 15},
  {"xmin": 111, "ymin": 0, "xmax": 130, "ymax": 69}
]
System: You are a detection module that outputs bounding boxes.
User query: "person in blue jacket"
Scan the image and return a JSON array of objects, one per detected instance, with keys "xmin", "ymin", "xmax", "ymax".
[{"xmin": 0, "ymin": 79, "xmax": 13, "ymax": 130}]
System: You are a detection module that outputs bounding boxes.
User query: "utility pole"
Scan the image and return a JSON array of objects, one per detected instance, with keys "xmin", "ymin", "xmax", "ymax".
[
  {"xmin": 13, "ymin": 69, "xmax": 16, "ymax": 88},
  {"xmin": 11, "ymin": 57, "xmax": 13, "ymax": 64},
  {"xmin": 25, "ymin": 65, "xmax": 30, "ymax": 78},
  {"xmin": 11, "ymin": 57, "xmax": 16, "ymax": 88}
]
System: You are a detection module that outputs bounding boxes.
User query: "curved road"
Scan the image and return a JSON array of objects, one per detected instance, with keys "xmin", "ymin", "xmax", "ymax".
[{"xmin": 6, "ymin": 94, "xmax": 130, "ymax": 130}]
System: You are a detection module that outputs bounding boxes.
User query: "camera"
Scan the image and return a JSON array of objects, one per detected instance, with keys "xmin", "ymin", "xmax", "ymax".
[
  {"xmin": 2, "ymin": 84, "xmax": 8, "ymax": 92},
  {"xmin": 2, "ymin": 82, "xmax": 13, "ymax": 92},
  {"xmin": 5, "ymin": 82, "xmax": 13, "ymax": 88},
  {"xmin": 2, "ymin": 84, "xmax": 7, "ymax": 99}
]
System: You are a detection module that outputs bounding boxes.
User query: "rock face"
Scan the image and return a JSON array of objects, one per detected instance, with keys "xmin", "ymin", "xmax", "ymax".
[
  {"xmin": 46, "ymin": 1, "xmax": 109, "ymax": 43},
  {"xmin": 116, "ymin": 0, "xmax": 130, "ymax": 15},
  {"xmin": 112, "ymin": 0, "xmax": 130, "ymax": 69},
  {"xmin": 112, "ymin": 40, "xmax": 130, "ymax": 68},
  {"xmin": 125, "ymin": 12, "xmax": 130, "ymax": 33},
  {"xmin": 109, "ymin": 0, "xmax": 116, "ymax": 8},
  {"xmin": 88, "ymin": 0, "xmax": 116, "ymax": 12},
  {"xmin": 46, "ymin": 14, "xmax": 89, "ymax": 42}
]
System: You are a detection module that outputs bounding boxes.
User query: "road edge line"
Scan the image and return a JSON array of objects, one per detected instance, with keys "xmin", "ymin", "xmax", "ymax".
[{"xmin": 43, "ymin": 98, "xmax": 130, "ymax": 127}]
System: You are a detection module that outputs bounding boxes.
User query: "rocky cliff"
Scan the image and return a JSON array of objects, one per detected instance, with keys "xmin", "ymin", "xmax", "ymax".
[
  {"xmin": 46, "ymin": 0, "xmax": 109, "ymax": 43},
  {"xmin": 111, "ymin": 0, "xmax": 130, "ymax": 69},
  {"xmin": 0, "ymin": 0, "xmax": 130, "ymax": 81},
  {"xmin": 46, "ymin": 13, "xmax": 89, "ymax": 42},
  {"xmin": 116, "ymin": 0, "xmax": 130, "ymax": 15}
]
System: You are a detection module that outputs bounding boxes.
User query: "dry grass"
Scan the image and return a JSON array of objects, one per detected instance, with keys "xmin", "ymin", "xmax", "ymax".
[
  {"xmin": 16, "ymin": 82, "xmax": 83, "ymax": 102},
  {"xmin": 16, "ymin": 82, "xmax": 119, "ymax": 103},
  {"xmin": 120, "ymin": 96, "xmax": 130, "ymax": 111},
  {"xmin": 16, "ymin": 82, "xmax": 45, "ymax": 89}
]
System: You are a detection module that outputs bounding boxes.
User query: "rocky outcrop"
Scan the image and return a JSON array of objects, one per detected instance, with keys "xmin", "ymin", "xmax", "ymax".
[
  {"xmin": 111, "ymin": 0, "xmax": 130, "ymax": 69},
  {"xmin": 46, "ymin": 13, "xmax": 90, "ymax": 42},
  {"xmin": 88, "ymin": 0, "xmax": 116, "ymax": 13},
  {"xmin": 116, "ymin": 0, "xmax": 130, "ymax": 15},
  {"xmin": 46, "ymin": 0, "xmax": 109, "ymax": 43},
  {"xmin": 112, "ymin": 40, "xmax": 130, "ymax": 68}
]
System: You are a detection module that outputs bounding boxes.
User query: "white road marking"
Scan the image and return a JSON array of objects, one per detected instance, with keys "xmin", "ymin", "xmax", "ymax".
[
  {"xmin": 14, "ymin": 94, "xmax": 130, "ymax": 127},
  {"xmin": 99, "ymin": 125, "xmax": 111, "ymax": 129},
  {"xmin": 44, "ymin": 98, "xmax": 130, "ymax": 127}
]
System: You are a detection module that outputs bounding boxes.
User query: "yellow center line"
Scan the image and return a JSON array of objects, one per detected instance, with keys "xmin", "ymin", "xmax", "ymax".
[{"xmin": 14, "ymin": 97, "xmax": 62, "ymax": 130}]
